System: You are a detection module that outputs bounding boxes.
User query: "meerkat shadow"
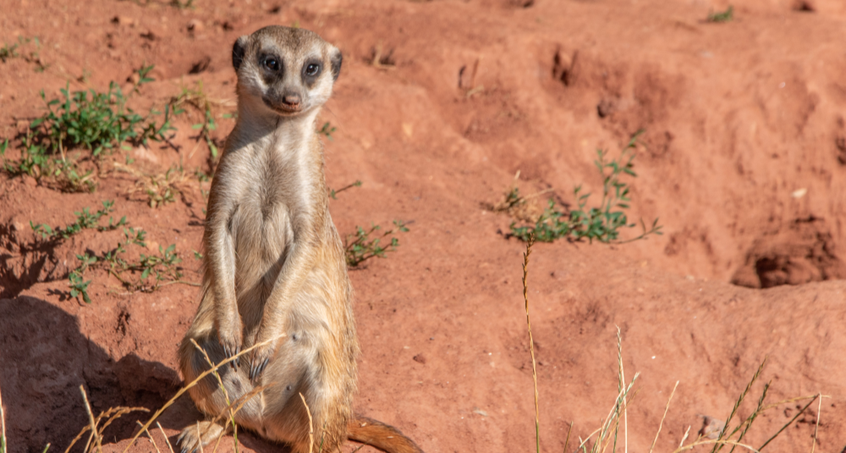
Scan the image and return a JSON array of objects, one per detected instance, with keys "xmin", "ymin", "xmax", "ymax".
[
  {"xmin": 236, "ymin": 432, "xmax": 294, "ymax": 453},
  {"xmin": 0, "ymin": 295, "xmax": 187, "ymax": 453}
]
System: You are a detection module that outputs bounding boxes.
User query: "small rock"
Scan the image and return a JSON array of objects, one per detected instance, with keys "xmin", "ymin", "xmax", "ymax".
[
  {"xmin": 413, "ymin": 354, "xmax": 426, "ymax": 364},
  {"xmin": 698, "ymin": 415, "xmax": 725, "ymax": 439},
  {"xmin": 187, "ymin": 19, "xmax": 204, "ymax": 33},
  {"xmin": 112, "ymin": 16, "xmax": 135, "ymax": 26}
]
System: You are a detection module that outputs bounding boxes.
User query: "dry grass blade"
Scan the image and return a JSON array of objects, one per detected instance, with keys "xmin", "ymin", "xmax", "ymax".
[
  {"xmin": 205, "ymin": 383, "xmax": 271, "ymax": 449},
  {"xmin": 196, "ymin": 422, "xmax": 205, "ymax": 453},
  {"xmin": 563, "ymin": 421, "xmax": 573, "ymax": 453},
  {"xmin": 757, "ymin": 394, "xmax": 818, "ymax": 451},
  {"xmin": 136, "ymin": 421, "xmax": 161, "ymax": 453},
  {"xmin": 675, "ymin": 439, "xmax": 760, "ymax": 452},
  {"xmin": 190, "ymin": 338, "xmax": 243, "ymax": 453},
  {"xmin": 80, "ymin": 386, "xmax": 101, "ymax": 453},
  {"xmin": 711, "ymin": 358, "xmax": 767, "ymax": 453},
  {"xmin": 1, "ymin": 384, "xmax": 6, "ymax": 453},
  {"xmin": 300, "ymin": 393, "xmax": 315, "ymax": 453},
  {"xmin": 521, "ymin": 236, "xmax": 540, "ymax": 453},
  {"xmin": 648, "ymin": 381, "xmax": 679, "ymax": 453},
  {"xmin": 616, "ymin": 326, "xmax": 628, "ymax": 453},
  {"xmin": 156, "ymin": 422, "xmax": 175, "ymax": 453},
  {"xmin": 121, "ymin": 334, "xmax": 285, "ymax": 453},
  {"xmin": 810, "ymin": 392, "xmax": 822, "ymax": 453},
  {"xmin": 678, "ymin": 425, "xmax": 691, "ymax": 449},
  {"xmin": 64, "ymin": 406, "xmax": 149, "ymax": 453},
  {"xmin": 728, "ymin": 381, "xmax": 771, "ymax": 453}
]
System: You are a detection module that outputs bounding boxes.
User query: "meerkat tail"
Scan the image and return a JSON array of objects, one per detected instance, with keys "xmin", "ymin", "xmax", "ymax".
[{"xmin": 347, "ymin": 416, "xmax": 424, "ymax": 453}]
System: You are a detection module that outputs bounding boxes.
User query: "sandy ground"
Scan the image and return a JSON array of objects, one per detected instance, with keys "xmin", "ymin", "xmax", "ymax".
[{"xmin": 1, "ymin": 0, "xmax": 846, "ymax": 452}]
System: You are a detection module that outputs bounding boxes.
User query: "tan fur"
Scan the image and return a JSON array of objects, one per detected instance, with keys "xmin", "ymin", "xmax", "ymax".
[{"xmin": 176, "ymin": 26, "xmax": 422, "ymax": 453}]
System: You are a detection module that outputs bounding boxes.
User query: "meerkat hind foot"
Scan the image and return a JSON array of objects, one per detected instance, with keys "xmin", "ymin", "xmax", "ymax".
[{"xmin": 177, "ymin": 420, "xmax": 229, "ymax": 453}]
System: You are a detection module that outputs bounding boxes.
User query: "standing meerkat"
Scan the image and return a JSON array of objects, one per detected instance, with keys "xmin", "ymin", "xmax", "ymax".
[{"xmin": 177, "ymin": 26, "xmax": 423, "ymax": 453}]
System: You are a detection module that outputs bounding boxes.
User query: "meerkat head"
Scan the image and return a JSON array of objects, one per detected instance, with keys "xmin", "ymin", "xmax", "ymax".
[{"xmin": 232, "ymin": 26, "xmax": 342, "ymax": 117}]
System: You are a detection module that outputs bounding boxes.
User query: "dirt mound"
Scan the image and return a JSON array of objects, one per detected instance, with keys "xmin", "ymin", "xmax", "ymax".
[{"xmin": 1, "ymin": 0, "xmax": 845, "ymax": 452}]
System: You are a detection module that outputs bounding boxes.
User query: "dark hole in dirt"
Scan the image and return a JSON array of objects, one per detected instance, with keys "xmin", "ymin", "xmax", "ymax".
[
  {"xmin": 189, "ymin": 56, "xmax": 212, "ymax": 74},
  {"xmin": 731, "ymin": 217, "xmax": 846, "ymax": 289},
  {"xmin": 836, "ymin": 135, "xmax": 846, "ymax": 165},
  {"xmin": 793, "ymin": 0, "xmax": 816, "ymax": 12},
  {"xmin": 552, "ymin": 49, "xmax": 577, "ymax": 87}
]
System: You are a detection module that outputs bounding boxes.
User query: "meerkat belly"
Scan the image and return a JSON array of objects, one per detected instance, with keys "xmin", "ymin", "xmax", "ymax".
[{"xmin": 229, "ymin": 194, "xmax": 293, "ymax": 322}]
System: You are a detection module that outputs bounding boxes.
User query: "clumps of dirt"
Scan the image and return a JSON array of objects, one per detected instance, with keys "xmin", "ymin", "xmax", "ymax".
[
  {"xmin": 0, "ymin": 213, "xmax": 119, "ymax": 298},
  {"xmin": 480, "ymin": 174, "xmax": 551, "ymax": 224},
  {"xmin": 731, "ymin": 217, "xmax": 846, "ymax": 288},
  {"xmin": 0, "ymin": 216, "xmax": 62, "ymax": 298}
]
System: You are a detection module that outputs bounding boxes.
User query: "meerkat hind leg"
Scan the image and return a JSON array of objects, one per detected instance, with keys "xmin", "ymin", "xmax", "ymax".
[{"xmin": 177, "ymin": 420, "xmax": 229, "ymax": 453}]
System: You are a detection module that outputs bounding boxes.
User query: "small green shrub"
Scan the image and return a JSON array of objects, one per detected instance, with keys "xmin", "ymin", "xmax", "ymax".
[
  {"xmin": 170, "ymin": 80, "xmax": 222, "ymax": 161},
  {"xmin": 510, "ymin": 131, "xmax": 662, "ymax": 244},
  {"xmin": 30, "ymin": 200, "xmax": 126, "ymax": 240},
  {"xmin": 67, "ymin": 226, "xmax": 188, "ymax": 303},
  {"xmin": 345, "ymin": 220, "xmax": 409, "ymax": 267},
  {"xmin": 318, "ymin": 122, "xmax": 336, "ymax": 141},
  {"xmin": 329, "ymin": 180, "xmax": 361, "ymax": 199},
  {"xmin": 0, "ymin": 36, "xmax": 47, "ymax": 71},
  {"xmin": 29, "ymin": 65, "xmax": 172, "ymax": 156},
  {"xmin": 707, "ymin": 5, "xmax": 734, "ymax": 22},
  {"xmin": 0, "ymin": 65, "xmax": 176, "ymax": 192}
]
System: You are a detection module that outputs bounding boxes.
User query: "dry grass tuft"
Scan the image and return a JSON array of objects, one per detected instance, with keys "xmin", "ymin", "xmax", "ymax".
[
  {"xmin": 64, "ymin": 386, "xmax": 148, "ymax": 453},
  {"xmin": 483, "ymin": 171, "xmax": 550, "ymax": 223},
  {"xmin": 116, "ymin": 163, "xmax": 192, "ymax": 208},
  {"xmin": 519, "ymin": 246, "xmax": 825, "ymax": 453},
  {"xmin": 520, "ymin": 236, "xmax": 540, "ymax": 452}
]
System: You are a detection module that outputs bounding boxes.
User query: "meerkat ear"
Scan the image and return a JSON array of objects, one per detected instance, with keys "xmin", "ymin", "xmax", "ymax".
[
  {"xmin": 330, "ymin": 47, "xmax": 342, "ymax": 81},
  {"xmin": 232, "ymin": 35, "xmax": 249, "ymax": 70}
]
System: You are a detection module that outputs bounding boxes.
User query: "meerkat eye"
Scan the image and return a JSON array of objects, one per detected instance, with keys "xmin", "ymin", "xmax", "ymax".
[
  {"xmin": 304, "ymin": 63, "xmax": 321, "ymax": 77},
  {"xmin": 263, "ymin": 56, "xmax": 280, "ymax": 71}
]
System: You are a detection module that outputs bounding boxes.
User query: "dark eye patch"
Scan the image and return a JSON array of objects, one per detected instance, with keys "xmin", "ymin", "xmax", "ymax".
[
  {"xmin": 303, "ymin": 61, "xmax": 321, "ymax": 78},
  {"xmin": 262, "ymin": 54, "xmax": 281, "ymax": 72}
]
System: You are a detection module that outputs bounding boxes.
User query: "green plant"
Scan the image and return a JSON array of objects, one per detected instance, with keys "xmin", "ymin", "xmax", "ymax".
[
  {"xmin": 135, "ymin": 244, "xmax": 182, "ymax": 284},
  {"xmin": 344, "ymin": 220, "xmax": 409, "ymax": 267},
  {"xmin": 170, "ymin": 80, "xmax": 228, "ymax": 161},
  {"xmin": 318, "ymin": 122, "xmax": 336, "ymax": 141},
  {"xmin": 329, "ymin": 180, "xmax": 361, "ymax": 199},
  {"xmin": 29, "ymin": 65, "xmax": 171, "ymax": 156},
  {"xmin": 0, "ymin": 65, "xmax": 177, "ymax": 192},
  {"xmin": 67, "ymin": 226, "xmax": 192, "ymax": 303},
  {"xmin": 707, "ymin": 5, "xmax": 734, "ymax": 22},
  {"xmin": 0, "ymin": 39, "xmax": 21, "ymax": 62},
  {"xmin": 69, "ymin": 253, "xmax": 97, "ymax": 304},
  {"xmin": 510, "ymin": 131, "xmax": 662, "ymax": 244},
  {"xmin": 30, "ymin": 200, "xmax": 126, "ymax": 240},
  {"xmin": 0, "ymin": 36, "xmax": 47, "ymax": 71}
]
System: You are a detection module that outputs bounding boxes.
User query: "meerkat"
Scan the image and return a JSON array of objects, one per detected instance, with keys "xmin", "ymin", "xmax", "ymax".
[{"xmin": 176, "ymin": 26, "xmax": 423, "ymax": 453}]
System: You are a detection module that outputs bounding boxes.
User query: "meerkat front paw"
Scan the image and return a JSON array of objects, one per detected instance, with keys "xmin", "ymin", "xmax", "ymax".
[
  {"xmin": 248, "ymin": 342, "xmax": 275, "ymax": 381},
  {"xmin": 247, "ymin": 329, "xmax": 284, "ymax": 381},
  {"xmin": 216, "ymin": 317, "xmax": 244, "ymax": 369},
  {"xmin": 177, "ymin": 421, "xmax": 227, "ymax": 453}
]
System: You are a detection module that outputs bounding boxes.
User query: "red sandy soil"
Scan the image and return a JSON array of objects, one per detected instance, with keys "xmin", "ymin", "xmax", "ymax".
[{"xmin": 2, "ymin": 0, "xmax": 846, "ymax": 452}]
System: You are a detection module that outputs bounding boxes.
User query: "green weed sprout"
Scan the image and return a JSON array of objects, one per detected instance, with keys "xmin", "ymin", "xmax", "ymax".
[
  {"xmin": 345, "ymin": 220, "xmax": 409, "ymax": 267},
  {"xmin": 511, "ymin": 131, "xmax": 662, "ymax": 244}
]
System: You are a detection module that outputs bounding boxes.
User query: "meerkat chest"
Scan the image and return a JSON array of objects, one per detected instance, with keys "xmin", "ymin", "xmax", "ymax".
[{"xmin": 227, "ymin": 152, "xmax": 311, "ymax": 261}]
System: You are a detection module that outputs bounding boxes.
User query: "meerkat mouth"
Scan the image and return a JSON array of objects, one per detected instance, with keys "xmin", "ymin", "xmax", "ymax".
[{"xmin": 261, "ymin": 96, "xmax": 305, "ymax": 116}]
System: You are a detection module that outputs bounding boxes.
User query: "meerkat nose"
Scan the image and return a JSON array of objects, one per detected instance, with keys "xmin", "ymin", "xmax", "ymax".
[{"xmin": 283, "ymin": 93, "xmax": 301, "ymax": 107}]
